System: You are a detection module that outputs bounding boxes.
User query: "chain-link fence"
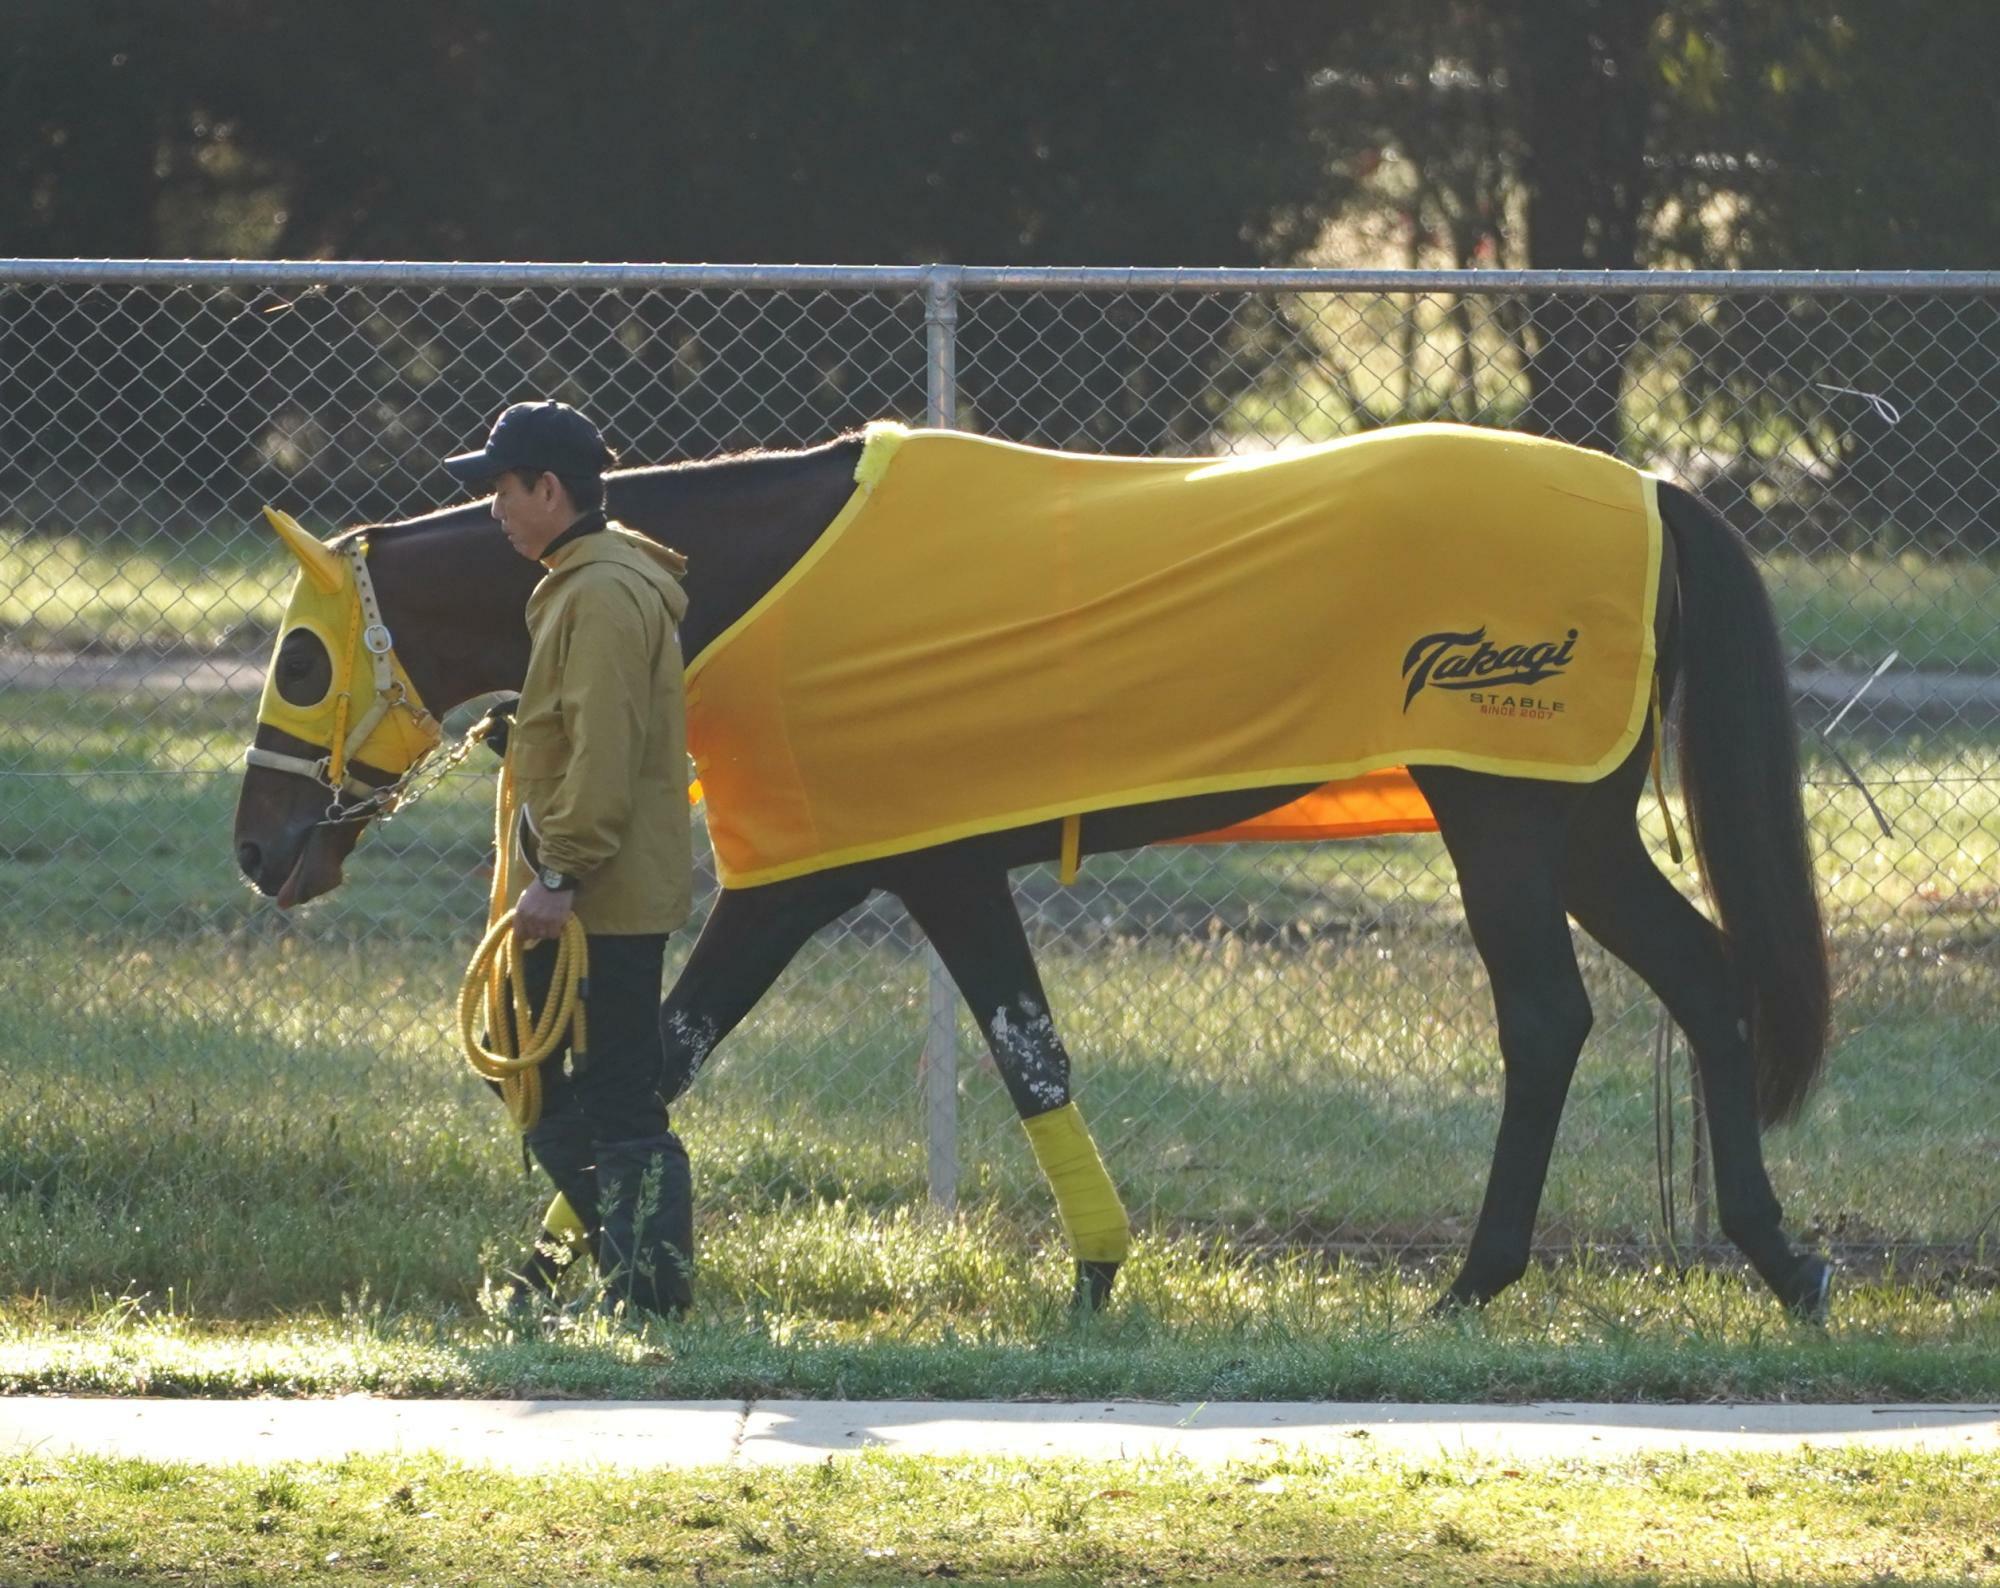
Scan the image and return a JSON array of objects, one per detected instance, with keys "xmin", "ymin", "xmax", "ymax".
[{"xmin": 2, "ymin": 261, "xmax": 1995, "ymax": 1306}]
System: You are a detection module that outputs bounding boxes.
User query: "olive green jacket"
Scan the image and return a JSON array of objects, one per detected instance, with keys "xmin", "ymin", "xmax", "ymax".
[{"xmin": 511, "ymin": 523, "xmax": 693, "ymax": 935}]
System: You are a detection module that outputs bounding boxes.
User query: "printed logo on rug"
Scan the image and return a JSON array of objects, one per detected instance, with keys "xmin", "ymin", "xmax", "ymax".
[{"xmin": 1401, "ymin": 627, "xmax": 1579, "ymax": 713}]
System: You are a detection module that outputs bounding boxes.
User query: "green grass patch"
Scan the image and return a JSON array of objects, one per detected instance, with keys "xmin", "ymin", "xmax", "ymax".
[
  {"xmin": 0, "ymin": 523, "xmax": 283, "ymax": 656},
  {"xmin": 2, "ymin": 1445, "xmax": 1995, "ymax": 1585},
  {"xmin": 1, "ymin": 657, "xmax": 1995, "ymax": 1399},
  {"xmin": 1768, "ymin": 550, "xmax": 2000, "ymax": 672},
  {"xmin": 3, "ymin": 920, "xmax": 1995, "ymax": 1317},
  {"xmin": 4, "ymin": 1220, "xmax": 1998, "ymax": 1404}
]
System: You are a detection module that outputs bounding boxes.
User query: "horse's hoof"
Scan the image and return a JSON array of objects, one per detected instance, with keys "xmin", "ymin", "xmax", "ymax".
[
  {"xmin": 1426, "ymin": 1280, "xmax": 1495, "ymax": 1320},
  {"xmin": 1786, "ymin": 1254, "xmax": 1832, "ymax": 1325},
  {"xmin": 1073, "ymin": 1260, "xmax": 1119, "ymax": 1313}
]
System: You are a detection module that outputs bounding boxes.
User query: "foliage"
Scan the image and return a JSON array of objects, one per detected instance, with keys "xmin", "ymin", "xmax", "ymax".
[
  {"xmin": 4, "ymin": 1249, "xmax": 2000, "ymax": 1403},
  {"xmin": 7, "ymin": 4, "xmax": 1999, "ymax": 528},
  {"xmin": 3, "ymin": 1445, "xmax": 1998, "ymax": 1585}
]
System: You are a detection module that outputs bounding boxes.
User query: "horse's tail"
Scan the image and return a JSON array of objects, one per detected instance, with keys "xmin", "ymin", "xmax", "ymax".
[{"xmin": 1659, "ymin": 481, "xmax": 1829, "ymax": 1127}]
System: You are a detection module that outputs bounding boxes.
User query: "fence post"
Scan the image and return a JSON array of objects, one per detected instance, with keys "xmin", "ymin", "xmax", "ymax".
[{"xmin": 921, "ymin": 265, "xmax": 963, "ymax": 1210}]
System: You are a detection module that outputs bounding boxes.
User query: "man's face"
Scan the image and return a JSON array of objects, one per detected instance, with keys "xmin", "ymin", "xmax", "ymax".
[{"xmin": 489, "ymin": 469, "xmax": 570, "ymax": 560}]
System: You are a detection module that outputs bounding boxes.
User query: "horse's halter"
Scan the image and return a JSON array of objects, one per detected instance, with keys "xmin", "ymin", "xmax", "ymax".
[{"xmin": 245, "ymin": 507, "xmax": 441, "ymax": 823}]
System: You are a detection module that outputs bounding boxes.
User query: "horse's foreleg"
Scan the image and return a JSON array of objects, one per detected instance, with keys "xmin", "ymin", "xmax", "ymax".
[
  {"xmin": 894, "ymin": 859, "xmax": 1129, "ymax": 1311},
  {"xmin": 1415, "ymin": 767, "xmax": 1594, "ymax": 1314},
  {"xmin": 1562, "ymin": 767, "xmax": 1831, "ymax": 1320},
  {"xmin": 656, "ymin": 872, "xmax": 874, "ymax": 1102}
]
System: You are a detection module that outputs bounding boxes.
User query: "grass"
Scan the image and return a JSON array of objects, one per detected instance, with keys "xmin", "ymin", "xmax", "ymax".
[
  {"xmin": 1768, "ymin": 550, "xmax": 2000, "ymax": 673},
  {"xmin": 0, "ymin": 523, "xmax": 281, "ymax": 656},
  {"xmin": 2, "ymin": 1445, "xmax": 1995, "ymax": 1585},
  {"xmin": 2, "ymin": 905, "xmax": 1995, "ymax": 1318},
  {"xmin": 0, "ymin": 589, "xmax": 1995, "ymax": 1398},
  {"xmin": 4, "ymin": 1234, "xmax": 1999, "ymax": 1403}
]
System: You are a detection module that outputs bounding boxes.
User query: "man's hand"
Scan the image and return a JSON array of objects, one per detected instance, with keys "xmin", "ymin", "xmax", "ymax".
[
  {"xmin": 480, "ymin": 698, "xmax": 517, "ymax": 761},
  {"xmin": 514, "ymin": 879, "xmax": 577, "ymax": 942}
]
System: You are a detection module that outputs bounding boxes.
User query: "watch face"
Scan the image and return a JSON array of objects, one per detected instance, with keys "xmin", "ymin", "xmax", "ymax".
[{"xmin": 540, "ymin": 867, "xmax": 568, "ymax": 891}]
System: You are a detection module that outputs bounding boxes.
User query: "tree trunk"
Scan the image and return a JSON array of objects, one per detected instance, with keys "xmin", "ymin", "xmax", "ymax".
[{"xmin": 1510, "ymin": 0, "xmax": 1660, "ymax": 454}]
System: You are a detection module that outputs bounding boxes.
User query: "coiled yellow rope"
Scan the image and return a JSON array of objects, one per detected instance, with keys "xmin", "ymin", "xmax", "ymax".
[{"xmin": 456, "ymin": 732, "xmax": 588, "ymax": 1131}]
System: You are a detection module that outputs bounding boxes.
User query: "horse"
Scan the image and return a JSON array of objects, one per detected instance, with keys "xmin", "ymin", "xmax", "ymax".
[{"xmin": 232, "ymin": 423, "xmax": 1835, "ymax": 1322}]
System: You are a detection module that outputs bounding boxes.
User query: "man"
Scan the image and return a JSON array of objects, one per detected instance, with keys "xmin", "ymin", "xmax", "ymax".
[{"xmin": 443, "ymin": 400, "xmax": 695, "ymax": 1317}]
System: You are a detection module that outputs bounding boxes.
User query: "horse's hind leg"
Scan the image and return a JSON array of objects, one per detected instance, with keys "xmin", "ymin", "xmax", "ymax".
[
  {"xmin": 1414, "ymin": 767, "xmax": 1596, "ymax": 1314},
  {"xmin": 1562, "ymin": 758, "xmax": 1831, "ymax": 1319},
  {"xmin": 892, "ymin": 856, "xmax": 1130, "ymax": 1310}
]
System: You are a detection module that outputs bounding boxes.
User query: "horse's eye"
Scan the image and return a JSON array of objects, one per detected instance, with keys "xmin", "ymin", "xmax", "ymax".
[{"xmin": 274, "ymin": 630, "xmax": 333, "ymax": 708}]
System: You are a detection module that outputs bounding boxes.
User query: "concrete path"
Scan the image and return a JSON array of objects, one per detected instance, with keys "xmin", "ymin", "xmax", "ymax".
[{"xmin": 2, "ymin": 1398, "xmax": 1996, "ymax": 1473}]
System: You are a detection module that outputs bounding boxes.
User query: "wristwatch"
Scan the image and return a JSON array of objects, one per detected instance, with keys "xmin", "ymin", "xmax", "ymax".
[{"xmin": 536, "ymin": 865, "xmax": 578, "ymax": 893}]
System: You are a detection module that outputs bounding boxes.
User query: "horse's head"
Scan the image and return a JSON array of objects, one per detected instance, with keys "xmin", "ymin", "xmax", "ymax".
[{"xmin": 233, "ymin": 508, "xmax": 442, "ymax": 907}]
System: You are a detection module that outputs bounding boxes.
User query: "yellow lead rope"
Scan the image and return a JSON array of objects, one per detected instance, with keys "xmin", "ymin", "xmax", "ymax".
[{"xmin": 456, "ymin": 735, "xmax": 588, "ymax": 1131}]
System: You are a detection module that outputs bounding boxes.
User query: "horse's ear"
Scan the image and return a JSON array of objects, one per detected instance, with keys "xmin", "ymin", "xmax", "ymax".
[{"xmin": 263, "ymin": 506, "xmax": 343, "ymax": 596}]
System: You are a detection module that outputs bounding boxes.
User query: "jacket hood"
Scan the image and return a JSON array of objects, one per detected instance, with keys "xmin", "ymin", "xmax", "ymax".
[
  {"xmin": 544, "ymin": 524, "xmax": 689, "ymax": 623},
  {"xmin": 619, "ymin": 528, "xmax": 691, "ymax": 623}
]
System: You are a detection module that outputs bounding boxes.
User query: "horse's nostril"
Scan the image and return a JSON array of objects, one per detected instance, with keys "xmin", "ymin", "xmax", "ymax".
[{"xmin": 237, "ymin": 840, "xmax": 263, "ymax": 877}]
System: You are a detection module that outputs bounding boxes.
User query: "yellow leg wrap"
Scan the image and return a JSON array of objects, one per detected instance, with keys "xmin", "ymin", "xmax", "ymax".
[
  {"xmin": 544, "ymin": 1192, "xmax": 587, "ymax": 1247},
  {"xmin": 1021, "ymin": 1101, "xmax": 1131, "ymax": 1262}
]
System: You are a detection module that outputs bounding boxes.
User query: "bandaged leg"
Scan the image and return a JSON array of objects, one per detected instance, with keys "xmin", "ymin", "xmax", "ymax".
[
  {"xmin": 1022, "ymin": 1101, "xmax": 1131, "ymax": 1264},
  {"xmin": 892, "ymin": 864, "xmax": 1127, "ymax": 1308}
]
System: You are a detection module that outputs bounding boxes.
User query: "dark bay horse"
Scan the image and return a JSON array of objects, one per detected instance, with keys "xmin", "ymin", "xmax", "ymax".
[{"xmin": 232, "ymin": 429, "xmax": 1834, "ymax": 1320}]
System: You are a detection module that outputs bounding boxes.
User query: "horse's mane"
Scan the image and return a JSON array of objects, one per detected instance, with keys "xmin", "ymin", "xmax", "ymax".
[
  {"xmin": 608, "ymin": 428, "xmax": 866, "ymax": 484},
  {"xmin": 338, "ymin": 428, "xmax": 870, "ymax": 546}
]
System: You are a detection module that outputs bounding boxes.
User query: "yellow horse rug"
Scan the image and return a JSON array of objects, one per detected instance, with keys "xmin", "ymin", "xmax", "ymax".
[{"xmin": 686, "ymin": 422, "xmax": 1662, "ymax": 889}]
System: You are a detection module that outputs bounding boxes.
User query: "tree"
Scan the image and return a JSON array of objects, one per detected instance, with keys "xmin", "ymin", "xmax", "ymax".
[
  {"xmin": 1651, "ymin": 0, "xmax": 2000, "ymax": 547},
  {"xmin": 8, "ymin": 1, "xmax": 1366, "ymax": 503}
]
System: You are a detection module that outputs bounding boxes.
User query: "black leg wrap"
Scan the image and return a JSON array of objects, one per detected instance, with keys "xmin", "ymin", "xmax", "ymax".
[
  {"xmin": 595, "ymin": 1130, "xmax": 695, "ymax": 1319},
  {"xmin": 1073, "ymin": 1259, "xmax": 1119, "ymax": 1314}
]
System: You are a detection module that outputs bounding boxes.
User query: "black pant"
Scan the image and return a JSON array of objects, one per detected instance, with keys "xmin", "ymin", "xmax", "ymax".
[
  {"xmin": 515, "ymin": 932, "xmax": 669, "ymax": 1140},
  {"xmin": 509, "ymin": 931, "xmax": 669, "ymax": 1235},
  {"xmin": 508, "ymin": 931, "xmax": 694, "ymax": 1314}
]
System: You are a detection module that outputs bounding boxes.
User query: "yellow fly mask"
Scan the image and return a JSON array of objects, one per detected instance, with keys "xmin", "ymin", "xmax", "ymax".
[{"xmin": 245, "ymin": 507, "xmax": 441, "ymax": 815}]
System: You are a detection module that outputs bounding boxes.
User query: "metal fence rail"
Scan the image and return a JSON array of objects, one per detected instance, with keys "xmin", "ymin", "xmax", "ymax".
[{"xmin": 2, "ymin": 261, "xmax": 1994, "ymax": 1296}]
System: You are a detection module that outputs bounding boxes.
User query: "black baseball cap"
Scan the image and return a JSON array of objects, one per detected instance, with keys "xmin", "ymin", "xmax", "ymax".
[{"xmin": 442, "ymin": 401, "xmax": 617, "ymax": 487}]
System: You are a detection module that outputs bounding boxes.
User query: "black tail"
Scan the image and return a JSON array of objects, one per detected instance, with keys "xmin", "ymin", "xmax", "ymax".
[{"xmin": 1660, "ymin": 482, "xmax": 1829, "ymax": 1127}]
